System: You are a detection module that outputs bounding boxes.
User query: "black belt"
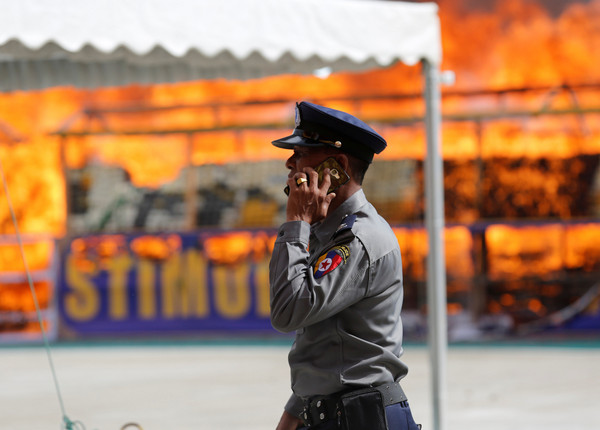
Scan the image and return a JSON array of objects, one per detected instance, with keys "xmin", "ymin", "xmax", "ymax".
[{"xmin": 301, "ymin": 381, "xmax": 408, "ymax": 427}]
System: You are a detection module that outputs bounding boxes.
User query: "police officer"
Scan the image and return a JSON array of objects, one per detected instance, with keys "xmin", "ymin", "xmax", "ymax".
[{"xmin": 269, "ymin": 101, "xmax": 420, "ymax": 430}]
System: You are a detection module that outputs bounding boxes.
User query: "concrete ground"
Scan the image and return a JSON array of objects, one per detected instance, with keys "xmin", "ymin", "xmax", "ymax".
[{"xmin": 1, "ymin": 340, "xmax": 599, "ymax": 430}]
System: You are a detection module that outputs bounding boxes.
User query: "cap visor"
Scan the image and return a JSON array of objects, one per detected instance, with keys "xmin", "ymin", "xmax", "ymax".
[{"xmin": 272, "ymin": 134, "xmax": 325, "ymax": 149}]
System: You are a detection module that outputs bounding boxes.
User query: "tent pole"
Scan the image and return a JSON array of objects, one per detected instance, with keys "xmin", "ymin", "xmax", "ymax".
[{"xmin": 422, "ymin": 59, "xmax": 448, "ymax": 430}]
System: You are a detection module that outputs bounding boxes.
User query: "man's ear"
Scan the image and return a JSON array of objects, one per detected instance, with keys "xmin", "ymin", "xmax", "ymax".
[{"xmin": 335, "ymin": 153, "xmax": 350, "ymax": 173}]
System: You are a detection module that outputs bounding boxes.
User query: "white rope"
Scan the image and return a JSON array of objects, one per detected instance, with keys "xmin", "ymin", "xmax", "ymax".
[{"xmin": 0, "ymin": 154, "xmax": 77, "ymax": 429}]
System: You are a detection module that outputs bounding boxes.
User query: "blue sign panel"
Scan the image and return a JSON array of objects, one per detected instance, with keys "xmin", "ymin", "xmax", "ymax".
[{"xmin": 58, "ymin": 231, "xmax": 279, "ymax": 336}]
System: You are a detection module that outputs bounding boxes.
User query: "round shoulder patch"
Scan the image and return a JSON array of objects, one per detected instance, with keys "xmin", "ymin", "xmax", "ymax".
[{"xmin": 313, "ymin": 245, "xmax": 350, "ymax": 279}]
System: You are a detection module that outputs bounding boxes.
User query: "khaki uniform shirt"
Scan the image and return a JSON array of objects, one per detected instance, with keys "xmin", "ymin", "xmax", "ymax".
[{"xmin": 269, "ymin": 189, "xmax": 408, "ymax": 417}]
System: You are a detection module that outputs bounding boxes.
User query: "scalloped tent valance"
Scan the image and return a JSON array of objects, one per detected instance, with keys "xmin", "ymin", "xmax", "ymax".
[{"xmin": 0, "ymin": 0, "xmax": 440, "ymax": 90}]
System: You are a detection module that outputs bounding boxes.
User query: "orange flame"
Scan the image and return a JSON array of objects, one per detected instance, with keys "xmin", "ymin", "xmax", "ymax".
[
  {"xmin": 0, "ymin": 0, "xmax": 597, "ymax": 240},
  {"xmin": 130, "ymin": 235, "xmax": 182, "ymax": 261},
  {"xmin": 0, "ymin": 238, "xmax": 54, "ymax": 272}
]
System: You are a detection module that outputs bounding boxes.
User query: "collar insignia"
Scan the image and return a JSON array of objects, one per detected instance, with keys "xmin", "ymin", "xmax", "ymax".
[{"xmin": 336, "ymin": 214, "xmax": 357, "ymax": 234}]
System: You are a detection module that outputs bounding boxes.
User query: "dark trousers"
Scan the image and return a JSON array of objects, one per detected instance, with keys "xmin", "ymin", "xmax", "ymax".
[{"xmin": 298, "ymin": 401, "xmax": 420, "ymax": 430}]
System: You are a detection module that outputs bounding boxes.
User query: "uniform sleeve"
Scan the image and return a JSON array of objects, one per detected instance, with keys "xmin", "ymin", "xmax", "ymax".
[
  {"xmin": 284, "ymin": 393, "xmax": 305, "ymax": 418},
  {"xmin": 269, "ymin": 220, "xmax": 369, "ymax": 333}
]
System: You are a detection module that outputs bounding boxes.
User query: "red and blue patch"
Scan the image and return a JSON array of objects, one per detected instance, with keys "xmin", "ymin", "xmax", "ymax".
[{"xmin": 313, "ymin": 245, "xmax": 350, "ymax": 279}]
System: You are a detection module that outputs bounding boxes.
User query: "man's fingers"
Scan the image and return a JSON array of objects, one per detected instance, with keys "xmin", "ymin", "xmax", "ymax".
[
  {"xmin": 320, "ymin": 168, "xmax": 332, "ymax": 193},
  {"xmin": 290, "ymin": 173, "xmax": 309, "ymax": 189},
  {"xmin": 302, "ymin": 168, "xmax": 318, "ymax": 190},
  {"xmin": 302, "ymin": 167, "xmax": 331, "ymax": 193}
]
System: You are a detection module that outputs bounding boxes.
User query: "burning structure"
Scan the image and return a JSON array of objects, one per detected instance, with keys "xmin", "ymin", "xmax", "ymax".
[{"xmin": 1, "ymin": 0, "xmax": 600, "ymax": 341}]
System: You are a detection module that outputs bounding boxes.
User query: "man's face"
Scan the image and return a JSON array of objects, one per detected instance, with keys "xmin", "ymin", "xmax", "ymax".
[{"xmin": 285, "ymin": 146, "xmax": 331, "ymax": 178}]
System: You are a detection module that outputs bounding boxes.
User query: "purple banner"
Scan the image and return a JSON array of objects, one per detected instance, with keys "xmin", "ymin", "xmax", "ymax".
[{"xmin": 58, "ymin": 231, "xmax": 279, "ymax": 336}]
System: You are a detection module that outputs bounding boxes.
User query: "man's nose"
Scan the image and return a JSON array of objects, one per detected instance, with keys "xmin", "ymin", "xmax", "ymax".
[{"xmin": 285, "ymin": 154, "xmax": 296, "ymax": 170}]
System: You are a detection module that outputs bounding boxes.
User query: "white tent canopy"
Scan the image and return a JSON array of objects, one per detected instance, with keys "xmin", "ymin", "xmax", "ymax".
[
  {"xmin": 0, "ymin": 0, "xmax": 441, "ymax": 90},
  {"xmin": 0, "ymin": 1, "xmax": 447, "ymax": 429}
]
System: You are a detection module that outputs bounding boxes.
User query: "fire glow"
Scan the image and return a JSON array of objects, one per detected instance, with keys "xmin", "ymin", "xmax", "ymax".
[{"xmin": 1, "ymin": 0, "xmax": 600, "ymax": 332}]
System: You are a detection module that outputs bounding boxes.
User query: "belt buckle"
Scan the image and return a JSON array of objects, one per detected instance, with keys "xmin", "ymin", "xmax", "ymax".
[{"xmin": 302, "ymin": 397, "xmax": 330, "ymax": 427}]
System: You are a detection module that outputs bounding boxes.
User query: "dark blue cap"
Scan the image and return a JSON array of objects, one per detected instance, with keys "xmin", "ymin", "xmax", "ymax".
[{"xmin": 272, "ymin": 101, "xmax": 387, "ymax": 163}]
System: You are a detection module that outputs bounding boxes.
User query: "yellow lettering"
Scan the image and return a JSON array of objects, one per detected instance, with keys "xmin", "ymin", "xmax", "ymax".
[
  {"xmin": 255, "ymin": 259, "xmax": 271, "ymax": 317},
  {"xmin": 106, "ymin": 254, "xmax": 133, "ymax": 320},
  {"xmin": 213, "ymin": 263, "xmax": 250, "ymax": 318},
  {"xmin": 64, "ymin": 255, "xmax": 99, "ymax": 321},
  {"xmin": 137, "ymin": 259, "xmax": 156, "ymax": 319},
  {"xmin": 184, "ymin": 250, "xmax": 209, "ymax": 318},
  {"xmin": 162, "ymin": 253, "xmax": 181, "ymax": 319}
]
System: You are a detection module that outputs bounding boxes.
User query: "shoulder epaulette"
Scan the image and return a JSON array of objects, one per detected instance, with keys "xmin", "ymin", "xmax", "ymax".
[{"xmin": 332, "ymin": 214, "xmax": 357, "ymax": 243}]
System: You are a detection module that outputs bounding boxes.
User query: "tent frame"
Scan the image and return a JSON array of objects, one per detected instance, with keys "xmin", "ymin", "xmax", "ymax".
[{"xmin": 423, "ymin": 60, "xmax": 448, "ymax": 430}]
